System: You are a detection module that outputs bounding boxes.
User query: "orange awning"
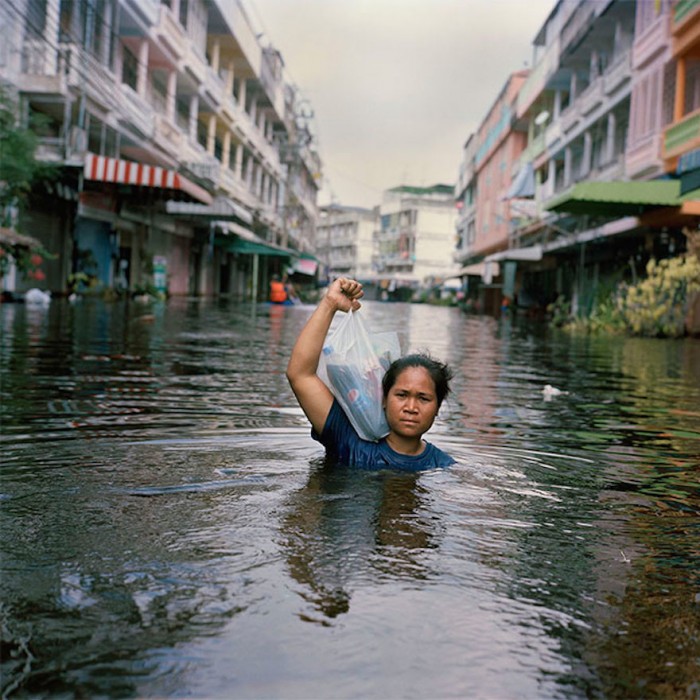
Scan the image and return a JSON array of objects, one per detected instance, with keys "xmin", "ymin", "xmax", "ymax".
[{"xmin": 83, "ymin": 153, "xmax": 212, "ymax": 205}]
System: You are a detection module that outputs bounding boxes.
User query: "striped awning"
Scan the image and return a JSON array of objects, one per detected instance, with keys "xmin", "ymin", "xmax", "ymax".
[{"xmin": 83, "ymin": 153, "xmax": 213, "ymax": 205}]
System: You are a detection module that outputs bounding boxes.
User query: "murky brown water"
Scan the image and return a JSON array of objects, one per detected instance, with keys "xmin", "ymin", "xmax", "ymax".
[{"xmin": 1, "ymin": 297, "xmax": 698, "ymax": 698}]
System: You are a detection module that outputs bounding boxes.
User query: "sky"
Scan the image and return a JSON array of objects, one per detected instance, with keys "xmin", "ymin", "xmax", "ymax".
[{"xmin": 246, "ymin": 0, "xmax": 555, "ymax": 209}]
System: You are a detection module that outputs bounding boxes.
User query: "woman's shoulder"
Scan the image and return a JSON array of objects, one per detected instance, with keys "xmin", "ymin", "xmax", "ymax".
[{"xmin": 378, "ymin": 439, "xmax": 454, "ymax": 469}]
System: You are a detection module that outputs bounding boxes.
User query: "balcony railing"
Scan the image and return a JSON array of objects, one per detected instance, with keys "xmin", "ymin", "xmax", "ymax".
[
  {"xmin": 603, "ymin": 49, "xmax": 632, "ymax": 96},
  {"xmin": 664, "ymin": 108, "xmax": 700, "ymax": 159},
  {"xmin": 521, "ymin": 131, "xmax": 546, "ymax": 164},
  {"xmin": 155, "ymin": 5, "xmax": 185, "ymax": 60},
  {"xmin": 577, "ymin": 78, "xmax": 604, "ymax": 117},
  {"xmin": 154, "ymin": 114, "xmax": 182, "ymax": 158},
  {"xmin": 560, "ymin": 103, "xmax": 580, "ymax": 134},
  {"xmin": 674, "ymin": 0, "xmax": 700, "ymax": 26},
  {"xmin": 117, "ymin": 85, "xmax": 155, "ymax": 140}
]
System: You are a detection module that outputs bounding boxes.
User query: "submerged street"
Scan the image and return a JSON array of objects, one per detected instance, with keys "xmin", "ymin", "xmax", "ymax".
[{"xmin": 1, "ymin": 297, "xmax": 699, "ymax": 698}]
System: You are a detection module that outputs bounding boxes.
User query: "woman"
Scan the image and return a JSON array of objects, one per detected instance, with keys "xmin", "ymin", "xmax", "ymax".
[{"xmin": 286, "ymin": 277, "xmax": 454, "ymax": 469}]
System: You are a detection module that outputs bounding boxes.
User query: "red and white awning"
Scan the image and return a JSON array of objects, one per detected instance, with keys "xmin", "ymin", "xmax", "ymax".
[{"xmin": 83, "ymin": 153, "xmax": 213, "ymax": 205}]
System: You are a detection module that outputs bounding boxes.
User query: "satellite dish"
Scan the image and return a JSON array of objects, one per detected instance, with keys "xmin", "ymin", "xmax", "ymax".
[{"xmin": 534, "ymin": 110, "xmax": 550, "ymax": 126}]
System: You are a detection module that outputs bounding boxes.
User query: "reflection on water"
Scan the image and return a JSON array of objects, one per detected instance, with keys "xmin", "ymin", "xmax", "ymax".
[{"xmin": 1, "ymin": 298, "xmax": 698, "ymax": 698}]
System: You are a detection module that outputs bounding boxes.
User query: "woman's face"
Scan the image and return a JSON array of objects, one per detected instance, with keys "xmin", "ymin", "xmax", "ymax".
[{"xmin": 383, "ymin": 366, "xmax": 439, "ymax": 439}]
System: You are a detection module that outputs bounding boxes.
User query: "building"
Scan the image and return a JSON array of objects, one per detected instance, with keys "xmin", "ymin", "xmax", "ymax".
[
  {"xmin": 454, "ymin": 71, "xmax": 530, "ymax": 312},
  {"xmin": 626, "ymin": 0, "xmax": 674, "ymax": 180},
  {"xmin": 315, "ymin": 204, "xmax": 378, "ymax": 283},
  {"xmin": 0, "ymin": 0, "xmax": 321, "ymax": 299},
  {"xmin": 663, "ymin": 0, "xmax": 700, "ymax": 205},
  {"xmin": 460, "ymin": 0, "xmax": 699, "ymax": 319},
  {"xmin": 372, "ymin": 184, "xmax": 458, "ymax": 300}
]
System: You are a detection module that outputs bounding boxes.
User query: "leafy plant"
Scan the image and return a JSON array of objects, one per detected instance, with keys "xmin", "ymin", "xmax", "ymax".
[
  {"xmin": 0, "ymin": 88, "xmax": 57, "ymax": 281},
  {"xmin": 614, "ymin": 255, "xmax": 700, "ymax": 337},
  {"xmin": 567, "ymin": 254, "xmax": 700, "ymax": 337}
]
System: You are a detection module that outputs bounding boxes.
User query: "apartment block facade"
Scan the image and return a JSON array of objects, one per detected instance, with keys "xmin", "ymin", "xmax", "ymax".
[
  {"xmin": 373, "ymin": 185, "xmax": 458, "ymax": 299},
  {"xmin": 1, "ymin": 0, "xmax": 321, "ymax": 298},
  {"xmin": 315, "ymin": 205, "xmax": 378, "ymax": 283},
  {"xmin": 456, "ymin": 0, "xmax": 699, "ymax": 316}
]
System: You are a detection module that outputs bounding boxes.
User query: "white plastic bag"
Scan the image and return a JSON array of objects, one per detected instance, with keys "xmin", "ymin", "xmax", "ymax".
[{"xmin": 317, "ymin": 311, "xmax": 401, "ymax": 441}]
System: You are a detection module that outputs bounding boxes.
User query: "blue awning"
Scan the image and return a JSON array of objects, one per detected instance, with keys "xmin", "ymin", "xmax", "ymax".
[{"xmin": 506, "ymin": 162, "xmax": 535, "ymax": 199}]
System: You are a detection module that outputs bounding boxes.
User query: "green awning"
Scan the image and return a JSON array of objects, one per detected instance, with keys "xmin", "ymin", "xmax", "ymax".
[
  {"xmin": 217, "ymin": 236, "xmax": 293, "ymax": 258},
  {"xmin": 213, "ymin": 219, "xmax": 295, "ymax": 258},
  {"xmin": 546, "ymin": 180, "xmax": 682, "ymax": 216}
]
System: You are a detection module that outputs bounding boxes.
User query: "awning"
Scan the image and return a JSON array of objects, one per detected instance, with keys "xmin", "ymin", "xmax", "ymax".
[
  {"xmin": 458, "ymin": 262, "xmax": 500, "ymax": 277},
  {"xmin": 505, "ymin": 162, "xmax": 535, "ymax": 199},
  {"xmin": 291, "ymin": 252, "xmax": 320, "ymax": 276},
  {"xmin": 165, "ymin": 196, "xmax": 252, "ymax": 224},
  {"xmin": 0, "ymin": 227, "xmax": 42, "ymax": 248},
  {"xmin": 83, "ymin": 153, "xmax": 212, "ymax": 205},
  {"xmin": 546, "ymin": 180, "xmax": 681, "ymax": 216},
  {"xmin": 215, "ymin": 221, "xmax": 293, "ymax": 258},
  {"xmin": 483, "ymin": 245, "xmax": 543, "ymax": 263}
]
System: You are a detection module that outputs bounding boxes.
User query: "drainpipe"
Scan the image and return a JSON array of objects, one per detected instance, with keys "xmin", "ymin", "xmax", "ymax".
[
  {"xmin": 251, "ymin": 253, "xmax": 259, "ymax": 302},
  {"xmin": 578, "ymin": 241, "xmax": 586, "ymax": 317}
]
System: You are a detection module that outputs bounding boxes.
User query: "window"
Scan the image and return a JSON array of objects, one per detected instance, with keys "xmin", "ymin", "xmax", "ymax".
[
  {"xmin": 122, "ymin": 44, "xmax": 138, "ymax": 90},
  {"xmin": 25, "ymin": 0, "xmax": 47, "ymax": 39},
  {"xmin": 179, "ymin": 0, "xmax": 189, "ymax": 29}
]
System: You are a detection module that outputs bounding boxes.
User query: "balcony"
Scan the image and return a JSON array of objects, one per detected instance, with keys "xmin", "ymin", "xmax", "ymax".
[
  {"xmin": 626, "ymin": 133, "xmax": 664, "ymax": 179},
  {"xmin": 560, "ymin": 1, "xmax": 598, "ymax": 56},
  {"xmin": 202, "ymin": 67, "xmax": 224, "ymax": 110},
  {"xmin": 560, "ymin": 103, "xmax": 580, "ymax": 134},
  {"xmin": 545, "ymin": 120, "xmax": 562, "ymax": 151},
  {"xmin": 55, "ymin": 43, "xmax": 119, "ymax": 112},
  {"xmin": 663, "ymin": 108, "xmax": 700, "ymax": 162},
  {"xmin": 155, "ymin": 5, "xmax": 185, "ymax": 61},
  {"xmin": 578, "ymin": 78, "xmax": 604, "ymax": 117},
  {"xmin": 154, "ymin": 114, "xmax": 182, "ymax": 159},
  {"xmin": 521, "ymin": 130, "xmax": 546, "ymax": 164},
  {"xmin": 672, "ymin": 0, "xmax": 700, "ymax": 56},
  {"xmin": 633, "ymin": 8, "xmax": 672, "ymax": 69},
  {"xmin": 674, "ymin": 0, "xmax": 700, "ymax": 27},
  {"xmin": 603, "ymin": 50, "xmax": 632, "ymax": 96},
  {"xmin": 117, "ymin": 85, "xmax": 155, "ymax": 140}
]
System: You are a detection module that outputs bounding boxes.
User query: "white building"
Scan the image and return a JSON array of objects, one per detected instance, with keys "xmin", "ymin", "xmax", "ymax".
[
  {"xmin": 373, "ymin": 185, "xmax": 458, "ymax": 296},
  {"xmin": 316, "ymin": 205, "xmax": 377, "ymax": 282},
  {"xmin": 0, "ymin": 0, "xmax": 321, "ymax": 298}
]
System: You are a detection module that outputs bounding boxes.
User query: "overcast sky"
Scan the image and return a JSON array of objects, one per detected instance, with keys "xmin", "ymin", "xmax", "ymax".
[{"xmin": 246, "ymin": 0, "xmax": 555, "ymax": 209}]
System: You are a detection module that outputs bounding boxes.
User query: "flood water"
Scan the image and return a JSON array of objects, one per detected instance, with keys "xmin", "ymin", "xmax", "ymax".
[{"xmin": 1, "ymin": 297, "xmax": 698, "ymax": 699}]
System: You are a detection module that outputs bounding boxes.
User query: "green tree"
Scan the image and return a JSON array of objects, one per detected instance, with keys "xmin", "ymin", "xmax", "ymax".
[{"xmin": 0, "ymin": 87, "xmax": 56, "ymax": 280}]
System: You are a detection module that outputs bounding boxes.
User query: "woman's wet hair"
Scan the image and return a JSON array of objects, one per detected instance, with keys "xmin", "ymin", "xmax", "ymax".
[{"xmin": 382, "ymin": 353, "xmax": 453, "ymax": 408}]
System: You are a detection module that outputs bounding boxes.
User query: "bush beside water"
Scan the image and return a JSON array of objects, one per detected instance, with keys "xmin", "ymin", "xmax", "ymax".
[{"xmin": 553, "ymin": 253, "xmax": 700, "ymax": 338}]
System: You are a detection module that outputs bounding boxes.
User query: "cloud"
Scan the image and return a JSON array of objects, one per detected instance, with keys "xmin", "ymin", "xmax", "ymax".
[{"xmin": 249, "ymin": 0, "xmax": 554, "ymax": 207}]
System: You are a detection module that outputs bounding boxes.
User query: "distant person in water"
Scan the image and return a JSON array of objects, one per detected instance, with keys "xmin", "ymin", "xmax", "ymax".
[
  {"xmin": 269, "ymin": 274, "xmax": 288, "ymax": 304},
  {"xmin": 286, "ymin": 277, "xmax": 455, "ymax": 469}
]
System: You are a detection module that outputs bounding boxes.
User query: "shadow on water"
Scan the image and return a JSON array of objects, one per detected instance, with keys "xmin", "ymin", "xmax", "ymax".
[{"xmin": 1, "ymin": 297, "xmax": 699, "ymax": 698}]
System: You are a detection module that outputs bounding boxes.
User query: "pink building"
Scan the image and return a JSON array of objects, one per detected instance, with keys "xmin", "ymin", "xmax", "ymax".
[
  {"xmin": 471, "ymin": 71, "xmax": 529, "ymax": 259},
  {"xmin": 626, "ymin": 0, "xmax": 675, "ymax": 180}
]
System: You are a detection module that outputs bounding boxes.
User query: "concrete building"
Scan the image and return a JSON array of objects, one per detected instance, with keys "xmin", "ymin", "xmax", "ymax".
[
  {"xmin": 315, "ymin": 204, "xmax": 378, "ymax": 283},
  {"xmin": 626, "ymin": 0, "xmax": 674, "ymax": 180},
  {"xmin": 0, "ymin": 0, "xmax": 321, "ymax": 299},
  {"xmin": 663, "ymin": 0, "xmax": 700, "ymax": 204},
  {"xmin": 457, "ymin": 0, "xmax": 699, "ymax": 319},
  {"xmin": 454, "ymin": 71, "xmax": 529, "ymax": 312},
  {"xmin": 373, "ymin": 185, "xmax": 458, "ymax": 300}
]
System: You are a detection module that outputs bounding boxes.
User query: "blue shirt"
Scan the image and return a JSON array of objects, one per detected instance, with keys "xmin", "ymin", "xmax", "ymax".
[{"xmin": 312, "ymin": 400, "xmax": 455, "ymax": 470}]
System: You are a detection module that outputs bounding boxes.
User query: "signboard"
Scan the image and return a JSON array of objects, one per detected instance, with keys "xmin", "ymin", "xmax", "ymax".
[{"xmin": 153, "ymin": 256, "xmax": 168, "ymax": 292}]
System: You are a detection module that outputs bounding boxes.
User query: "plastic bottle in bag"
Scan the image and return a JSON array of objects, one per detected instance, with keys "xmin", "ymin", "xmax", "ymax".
[{"xmin": 326, "ymin": 363, "xmax": 379, "ymax": 439}]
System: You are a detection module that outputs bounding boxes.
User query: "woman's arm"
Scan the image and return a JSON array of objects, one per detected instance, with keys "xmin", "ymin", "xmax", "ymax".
[{"xmin": 286, "ymin": 278, "xmax": 363, "ymax": 434}]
